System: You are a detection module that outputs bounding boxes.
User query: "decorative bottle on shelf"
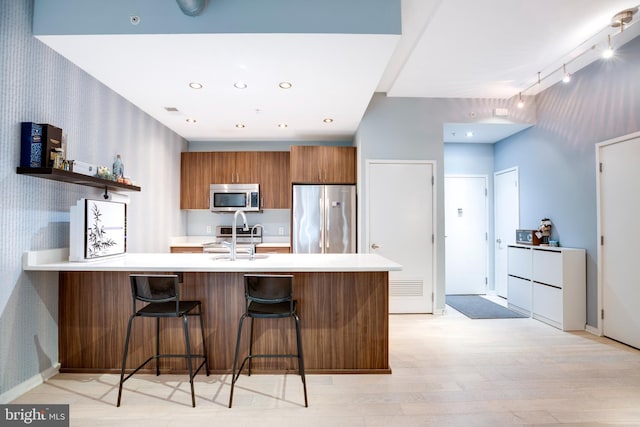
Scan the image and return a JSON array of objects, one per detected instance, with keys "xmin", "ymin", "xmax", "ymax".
[{"xmin": 112, "ymin": 154, "xmax": 124, "ymax": 180}]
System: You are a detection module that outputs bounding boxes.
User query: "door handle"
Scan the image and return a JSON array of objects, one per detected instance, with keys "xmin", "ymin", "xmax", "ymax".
[{"xmin": 371, "ymin": 243, "xmax": 380, "ymax": 250}]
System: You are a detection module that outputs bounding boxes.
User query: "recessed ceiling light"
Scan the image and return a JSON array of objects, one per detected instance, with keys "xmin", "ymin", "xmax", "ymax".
[
  {"xmin": 235, "ymin": 124, "xmax": 245, "ymax": 128},
  {"xmin": 277, "ymin": 123, "xmax": 288, "ymax": 128},
  {"xmin": 278, "ymin": 82, "xmax": 292, "ymax": 89},
  {"xmin": 466, "ymin": 131, "xmax": 474, "ymax": 137},
  {"xmin": 186, "ymin": 118, "xmax": 197, "ymax": 124},
  {"xmin": 323, "ymin": 118, "xmax": 334, "ymax": 123},
  {"xmin": 234, "ymin": 82, "xmax": 247, "ymax": 89},
  {"xmin": 188, "ymin": 82, "xmax": 203, "ymax": 89}
]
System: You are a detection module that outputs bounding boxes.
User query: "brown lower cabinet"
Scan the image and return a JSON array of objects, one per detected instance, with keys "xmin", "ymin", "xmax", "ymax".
[
  {"xmin": 58, "ymin": 270, "xmax": 389, "ymax": 374},
  {"xmin": 170, "ymin": 246, "xmax": 288, "ymax": 254}
]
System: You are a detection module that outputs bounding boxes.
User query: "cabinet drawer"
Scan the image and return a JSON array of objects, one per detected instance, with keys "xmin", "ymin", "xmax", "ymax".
[
  {"xmin": 532, "ymin": 282, "xmax": 562, "ymax": 325},
  {"xmin": 532, "ymin": 249, "xmax": 563, "ymax": 287},
  {"xmin": 507, "ymin": 275, "xmax": 531, "ymax": 313},
  {"xmin": 256, "ymin": 246, "xmax": 290, "ymax": 254},
  {"xmin": 508, "ymin": 246, "xmax": 532, "ymax": 279},
  {"xmin": 170, "ymin": 246, "xmax": 204, "ymax": 253}
]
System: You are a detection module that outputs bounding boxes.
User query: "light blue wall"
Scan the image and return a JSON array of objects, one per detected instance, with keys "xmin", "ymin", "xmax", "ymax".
[
  {"xmin": 0, "ymin": 1, "xmax": 186, "ymax": 401},
  {"xmin": 33, "ymin": 0, "xmax": 401, "ymax": 36},
  {"xmin": 444, "ymin": 143, "xmax": 495, "ymax": 289},
  {"xmin": 356, "ymin": 96, "xmax": 534, "ymax": 311},
  {"xmin": 495, "ymin": 34, "xmax": 640, "ymax": 327}
]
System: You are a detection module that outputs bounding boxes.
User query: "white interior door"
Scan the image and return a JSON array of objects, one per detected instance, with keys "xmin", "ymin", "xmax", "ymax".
[
  {"xmin": 367, "ymin": 160, "xmax": 434, "ymax": 313},
  {"xmin": 598, "ymin": 133, "xmax": 640, "ymax": 349},
  {"xmin": 494, "ymin": 168, "xmax": 519, "ymax": 298},
  {"xmin": 445, "ymin": 175, "xmax": 488, "ymax": 295}
]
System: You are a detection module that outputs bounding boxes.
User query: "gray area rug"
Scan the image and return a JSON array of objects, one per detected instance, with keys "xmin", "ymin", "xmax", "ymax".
[{"xmin": 446, "ymin": 295, "xmax": 528, "ymax": 319}]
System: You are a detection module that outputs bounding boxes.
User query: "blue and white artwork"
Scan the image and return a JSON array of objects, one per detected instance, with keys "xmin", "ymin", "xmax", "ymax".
[
  {"xmin": 85, "ymin": 199, "xmax": 126, "ymax": 258},
  {"xmin": 69, "ymin": 198, "xmax": 127, "ymax": 261}
]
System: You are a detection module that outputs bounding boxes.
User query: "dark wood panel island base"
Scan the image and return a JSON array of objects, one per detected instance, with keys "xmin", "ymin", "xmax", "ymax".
[{"xmin": 58, "ymin": 270, "xmax": 391, "ymax": 375}]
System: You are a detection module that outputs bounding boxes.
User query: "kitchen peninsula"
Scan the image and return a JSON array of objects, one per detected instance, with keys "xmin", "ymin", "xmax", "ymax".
[{"xmin": 24, "ymin": 250, "xmax": 401, "ymax": 375}]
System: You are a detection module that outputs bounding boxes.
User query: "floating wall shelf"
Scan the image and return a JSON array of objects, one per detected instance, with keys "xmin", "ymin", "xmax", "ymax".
[{"xmin": 16, "ymin": 167, "xmax": 141, "ymax": 192}]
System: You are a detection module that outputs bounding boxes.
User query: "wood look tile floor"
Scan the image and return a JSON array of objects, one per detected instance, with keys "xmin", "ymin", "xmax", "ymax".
[{"xmin": 12, "ymin": 305, "xmax": 640, "ymax": 426}]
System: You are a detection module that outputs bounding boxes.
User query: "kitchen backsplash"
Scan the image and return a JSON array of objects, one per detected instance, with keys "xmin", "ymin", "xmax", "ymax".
[{"xmin": 186, "ymin": 209, "xmax": 290, "ymax": 240}]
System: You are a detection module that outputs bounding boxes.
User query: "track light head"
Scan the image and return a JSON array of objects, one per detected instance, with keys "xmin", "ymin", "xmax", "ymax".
[
  {"xmin": 602, "ymin": 34, "xmax": 614, "ymax": 59},
  {"xmin": 562, "ymin": 64, "xmax": 571, "ymax": 83}
]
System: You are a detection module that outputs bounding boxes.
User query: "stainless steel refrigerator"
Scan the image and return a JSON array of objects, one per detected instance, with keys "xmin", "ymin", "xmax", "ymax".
[{"xmin": 292, "ymin": 185, "xmax": 356, "ymax": 253}]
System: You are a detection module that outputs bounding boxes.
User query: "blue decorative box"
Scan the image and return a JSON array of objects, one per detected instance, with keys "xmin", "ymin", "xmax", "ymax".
[{"xmin": 20, "ymin": 122, "xmax": 43, "ymax": 168}]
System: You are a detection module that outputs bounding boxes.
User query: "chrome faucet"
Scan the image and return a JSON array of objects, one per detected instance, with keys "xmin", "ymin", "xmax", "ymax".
[
  {"xmin": 230, "ymin": 210, "xmax": 249, "ymax": 261},
  {"xmin": 249, "ymin": 224, "xmax": 263, "ymax": 260}
]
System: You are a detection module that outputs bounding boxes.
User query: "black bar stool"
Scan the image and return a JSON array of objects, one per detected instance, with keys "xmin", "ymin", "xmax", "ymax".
[
  {"xmin": 117, "ymin": 274, "xmax": 209, "ymax": 407},
  {"xmin": 228, "ymin": 274, "xmax": 308, "ymax": 407}
]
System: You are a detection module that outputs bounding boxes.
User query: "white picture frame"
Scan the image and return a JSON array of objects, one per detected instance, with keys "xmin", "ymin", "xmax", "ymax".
[{"xmin": 70, "ymin": 198, "xmax": 127, "ymax": 261}]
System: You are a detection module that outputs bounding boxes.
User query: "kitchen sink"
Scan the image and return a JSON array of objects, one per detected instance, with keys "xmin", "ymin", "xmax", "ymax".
[{"xmin": 211, "ymin": 254, "xmax": 269, "ymax": 261}]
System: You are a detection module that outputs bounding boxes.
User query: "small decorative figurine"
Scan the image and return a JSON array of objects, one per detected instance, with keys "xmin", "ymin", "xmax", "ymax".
[{"xmin": 535, "ymin": 218, "xmax": 552, "ymax": 246}]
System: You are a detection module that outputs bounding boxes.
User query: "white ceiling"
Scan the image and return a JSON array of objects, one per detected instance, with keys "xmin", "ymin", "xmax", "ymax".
[{"xmin": 36, "ymin": 0, "xmax": 640, "ymax": 143}]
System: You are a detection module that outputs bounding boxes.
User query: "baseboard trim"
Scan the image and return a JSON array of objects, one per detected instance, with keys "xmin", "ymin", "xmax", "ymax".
[
  {"xmin": 585, "ymin": 324, "xmax": 601, "ymax": 336},
  {"xmin": 0, "ymin": 363, "xmax": 60, "ymax": 403}
]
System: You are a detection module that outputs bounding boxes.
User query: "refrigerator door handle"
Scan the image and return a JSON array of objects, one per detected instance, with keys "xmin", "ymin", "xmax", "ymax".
[
  {"xmin": 324, "ymin": 195, "xmax": 330, "ymax": 251},
  {"xmin": 319, "ymin": 196, "xmax": 325, "ymax": 250}
]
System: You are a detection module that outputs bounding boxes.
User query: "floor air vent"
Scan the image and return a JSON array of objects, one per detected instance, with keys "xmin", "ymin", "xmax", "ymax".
[{"xmin": 389, "ymin": 279, "xmax": 424, "ymax": 297}]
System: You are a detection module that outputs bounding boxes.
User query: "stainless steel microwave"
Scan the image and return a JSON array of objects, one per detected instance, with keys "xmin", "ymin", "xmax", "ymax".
[{"xmin": 210, "ymin": 183, "xmax": 260, "ymax": 212}]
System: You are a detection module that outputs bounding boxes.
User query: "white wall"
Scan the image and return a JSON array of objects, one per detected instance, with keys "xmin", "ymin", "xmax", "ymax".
[{"xmin": 0, "ymin": 1, "xmax": 186, "ymax": 400}]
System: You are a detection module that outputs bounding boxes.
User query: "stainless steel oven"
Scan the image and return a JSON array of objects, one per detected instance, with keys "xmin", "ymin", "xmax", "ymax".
[{"xmin": 202, "ymin": 225, "xmax": 262, "ymax": 253}]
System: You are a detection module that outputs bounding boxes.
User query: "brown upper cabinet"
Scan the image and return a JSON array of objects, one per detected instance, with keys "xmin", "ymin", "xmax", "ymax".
[
  {"xmin": 180, "ymin": 151, "xmax": 290, "ymax": 210},
  {"xmin": 212, "ymin": 151, "xmax": 260, "ymax": 184},
  {"xmin": 257, "ymin": 151, "xmax": 290, "ymax": 209},
  {"xmin": 290, "ymin": 146, "xmax": 356, "ymax": 184},
  {"xmin": 180, "ymin": 152, "xmax": 212, "ymax": 209}
]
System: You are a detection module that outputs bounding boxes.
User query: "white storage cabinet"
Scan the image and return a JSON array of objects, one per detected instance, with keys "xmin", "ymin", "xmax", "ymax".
[
  {"xmin": 507, "ymin": 246, "xmax": 532, "ymax": 315},
  {"xmin": 507, "ymin": 245, "xmax": 586, "ymax": 331}
]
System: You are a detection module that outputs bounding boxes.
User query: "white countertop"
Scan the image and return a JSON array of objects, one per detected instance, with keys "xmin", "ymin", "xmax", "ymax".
[{"xmin": 23, "ymin": 249, "xmax": 402, "ymax": 273}]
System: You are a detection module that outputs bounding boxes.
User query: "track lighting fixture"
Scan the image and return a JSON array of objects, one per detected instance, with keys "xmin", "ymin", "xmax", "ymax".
[{"xmin": 513, "ymin": 7, "xmax": 636, "ymax": 106}]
